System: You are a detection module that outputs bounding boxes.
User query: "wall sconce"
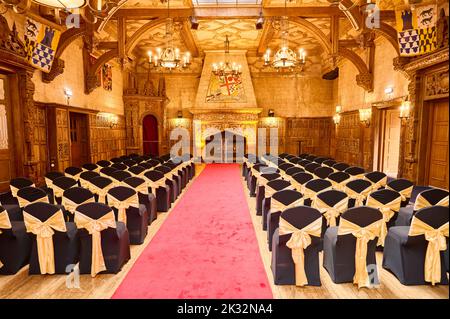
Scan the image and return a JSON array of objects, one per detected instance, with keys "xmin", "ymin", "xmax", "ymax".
[
  {"xmin": 64, "ymin": 88, "xmax": 73, "ymax": 106},
  {"xmin": 333, "ymin": 105, "xmax": 342, "ymax": 125},
  {"xmin": 98, "ymin": 112, "xmax": 118, "ymax": 129},
  {"xmin": 384, "ymin": 86, "xmax": 394, "ymax": 95},
  {"xmin": 359, "ymin": 108, "xmax": 372, "ymax": 127},
  {"xmin": 399, "ymin": 97, "xmax": 411, "ymax": 122},
  {"xmin": 268, "ymin": 109, "xmax": 275, "ymax": 117}
]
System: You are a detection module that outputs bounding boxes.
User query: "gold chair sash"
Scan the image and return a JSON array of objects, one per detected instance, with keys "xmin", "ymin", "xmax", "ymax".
[
  {"xmin": 123, "ymin": 181, "xmax": 149, "ymax": 195},
  {"xmin": 10, "ymin": 184, "xmax": 35, "ymax": 198},
  {"xmin": 328, "ymin": 178, "xmax": 350, "ymax": 192},
  {"xmin": 65, "ymin": 172, "xmax": 81, "ymax": 181},
  {"xmin": 303, "ymin": 185, "xmax": 332, "ymax": 201},
  {"xmin": 290, "ymin": 180, "xmax": 304, "ymax": 193},
  {"xmin": 82, "ymin": 167, "xmax": 100, "ymax": 174},
  {"xmin": 143, "ymin": 176, "xmax": 168, "ymax": 195},
  {"xmin": 312, "ymin": 196, "xmax": 349, "ymax": 227},
  {"xmin": 366, "ymin": 195, "xmax": 402, "ymax": 246},
  {"xmin": 52, "ymin": 184, "xmax": 70, "ymax": 199},
  {"xmin": 127, "ymin": 169, "xmax": 146, "ymax": 178},
  {"xmin": 61, "ymin": 196, "xmax": 95, "ymax": 215},
  {"xmin": 0, "ymin": 210, "xmax": 12, "ymax": 268},
  {"xmin": 88, "ymin": 182, "xmax": 113, "ymax": 204},
  {"xmin": 385, "ymin": 185, "xmax": 413, "ymax": 202},
  {"xmin": 365, "ymin": 176, "xmax": 388, "ymax": 191},
  {"xmin": 265, "ymin": 184, "xmax": 293, "ymax": 198},
  {"xmin": 413, "ymin": 194, "xmax": 449, "ymax": 212},
  {"xmin": 338, "ymin": 218, "xmax": 383, "ymax": 288},
  {"xmin": 44, "ymin": 177, "xmax": 53, "ymax": 188},
  {"xmin": 271, "ymin": 197, "xmax": 304, "ymax": 213},
  {"xmin": 279, "ymin": 217, "xmax": 322, "ymax": 286},
  {"xmin": 17, "ymin": 194, "xmax": 49, "ymax": 208},
  {"xmin": 344, "ymin": 185, "xmax": 372, "ymax": 207},
  {"xmin": 106, "ymin": 193, "xmax": 139, "ymax": 225},
  {"xmin": 23, "ymin": 211, "xmax": 66, "ymax": 274},
  {"xmin": 74, "ymin": 210, "xmax": 116, "ymax": 277},
  {"xmin": 408, "ymin": 217, "xmax": 449, "ymax": 285},
  {"xmin": 349, "ymin": 173, "xmax": 365, "ymax": 181},
  {"xmin": 79, "ymin": 178, "xmax": 92, "ymax": 190}
]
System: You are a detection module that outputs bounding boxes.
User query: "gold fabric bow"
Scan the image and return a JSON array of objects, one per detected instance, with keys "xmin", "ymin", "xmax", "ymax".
[
  {"xmin": 385, "ymin": 184, "xmax": 413, "ymax": 202},
  {"xmin": 364, "ymin": 176, "xmax": 388, "ymax": 191},
  {"xmin": 23, "ymin": 211, "xmax": 67, "ymax": 274},
  {"xmin": 89, "ymin": 182, "xmax": 113, "ymax": 204},
  {"xmin": 61, "ymin": 196, "xmax": 95, "ymax": 215},
  {"xmin": 17, "ymin": 194, "xmax": 49, "ymax": 208},
  {"xmin": 10, "ymin": 184, "xmax": 35, "ymax": 198},
  {"xmin": 144, "ymin": 176, "xmax": 168, "ymax": 195},
  {"xmin": 271, "ymin": 197, "xmax": 304, "ymax": 213},
  {"xmin": 0, "ymin": 210, "xmax": 12, "ymax": 268},
  {"xmin": 344, "ymin": 185, "xmax": 372, "ymax": 207},
  {"xmin": 303, "ymin": 185, "xmax": 332, "ymax": 202},
  {"xmin": 313, "ymin": 196, "xmax": 349, "ymax": 227},
  {"xmin": 328, "ymin": 178, "xmax": 350, "ymax": 192},
  {"xmin": 349, "ymin": 173, "xmax": 365, "ymax": 181},
  {"xmin": 74, "ymin": 211, "xmax": 116, "ymax": 277},
  {"xmin": 290, "ymin": 180, "xmax": 305, "ymax": 193},
  {"xmin": 265, "ymin": 184, "xmax": 293, "ymax": 198},
  {"xmin": 65, "ymin": 172, "xmax": 81, "ymax": 181},
  {"xmin": 338, "ymin": 218, "xmax": 382, "ymax": 288},
  {"xmin": 123, "ymin": 181, "xmax": 148, "ymax": 195},
  {"xmin": 366, "ymin": 195, "xmax": 401, "ymax": 246},
  {"xmin": 279, "ymin": 217, "xmax": 322, "ymax": 286},
  {"xmin": 107, "ymin": 192, "xmax": 140, "ymax": 225},
  {"xmin": 409, "ymin": 218, "xmax": 449, "ymax": 285},
  {"xmin": 414, "ymin": 194, "xmax": 449, "ymax": 212}
]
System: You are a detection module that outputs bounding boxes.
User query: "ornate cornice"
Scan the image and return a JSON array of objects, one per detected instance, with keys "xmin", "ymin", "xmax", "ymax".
[{"xmin": 404, "ymin": 48, "xmax": 449, "ymax": 73}]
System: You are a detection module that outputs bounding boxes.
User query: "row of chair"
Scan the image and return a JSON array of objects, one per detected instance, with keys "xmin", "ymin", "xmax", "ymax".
[
  {"xmin": 243, "ymin": 152, "xmax": 449, "ymax": 288},
  {"xmin": 0, "ymin": 153, "xmax": 195, "ymax": 277}
]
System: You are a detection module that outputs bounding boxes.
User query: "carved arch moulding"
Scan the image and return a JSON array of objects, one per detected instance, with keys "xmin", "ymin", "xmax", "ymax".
[{"xmin": 338, "ymin": 47, "xmax": 373, "ymax": 92}]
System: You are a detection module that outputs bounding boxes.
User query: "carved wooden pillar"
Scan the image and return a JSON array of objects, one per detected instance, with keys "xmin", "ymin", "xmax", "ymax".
[{"xmin": 18, "ymin": 70, "xmax": 39, "ymax": 182}]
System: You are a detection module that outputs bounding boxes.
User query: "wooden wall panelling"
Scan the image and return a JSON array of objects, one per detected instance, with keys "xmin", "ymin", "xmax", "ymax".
[
  {"xmin": 89, "ymin": 114, "xmax": 126, "ymax": 163},
  {"xmin": 285, "ymin": 117, "xmax": 332, "ymax": 157},
  {"xmin": 399, "ymin": 48, "xmax": 449, "ymax": 185}
]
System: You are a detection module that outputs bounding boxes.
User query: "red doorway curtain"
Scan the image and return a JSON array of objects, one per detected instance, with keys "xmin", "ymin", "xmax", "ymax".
[{"xmin": 143, "ymin": 115, "xmax": 159, "ymax": 156}]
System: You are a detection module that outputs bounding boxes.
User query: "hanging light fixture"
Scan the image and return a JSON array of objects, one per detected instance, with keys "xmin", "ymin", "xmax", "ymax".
[
  {"xmin": 263, "ymin": 0, "xmax": 306, "ymax": 72},
  {"xmin": 147, "ymin": 0, "xmax": 191, "ymax": 71},
  {"xmin": 333, "ymin": 105, "xmax": 342, "ymax": 125},
  {"xmin": 211, "ymin": 35, "xmax": 242, "ymax": 76}
]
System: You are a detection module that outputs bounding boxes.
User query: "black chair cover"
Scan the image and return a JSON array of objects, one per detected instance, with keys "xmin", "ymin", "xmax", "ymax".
[
  {"xmin": 82, "ymin": 163, "xmax": 98, "ymax": 172},
  {"xmin": 332, "ymin": 162, "xmax": 350, "ymax": 172},
  {"xmin": 0, "ymin": 206, "xmax": 32, "ymax": 274},
  {"xmin": 111, "ymin": 163, "xmax": 128, "ymax": 171},
  {"xmin": 23, "ymin": 202, "xmax": 79, "ymax": 274},
  {"xmin": 100, "ymin": 167, "xmax": 118, "ymax": 177},
  {"xmin": 271, "ymin": 206, "xmax": 322, "ymax": 286},
  {"xmin": 383, "ymin": 206, "xmax": 449, "ymax": 285},
  {"xmin": 76, "ymin": 202, "xmax": 130, "ymax": 275},
  {"xmin": 96, "ymin": 160, "xmax": 111, "ymax": 168},
  {"xmin": 323, "ymin": 206, "xmax": 382, "ymax": 284},
  {"xmin": 143, "ymin": 170, "xmax": 171, "ymax": 212},
  {"xmin": 123, "ymin": 176, "xmax": 157, "ymax": 224},
  {"xmin": 314, "ymin": 167, "xmax": 334, "ymax": 179}
]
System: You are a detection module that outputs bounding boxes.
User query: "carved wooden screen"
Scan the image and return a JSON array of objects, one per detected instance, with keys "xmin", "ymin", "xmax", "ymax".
[
  {"xmin": 89, "ymin": 114, "xmax": 126, "ymax": 163},
  {"xmin": 285, "ymin": 118, "xmax": 332, "ymax": 157},
  {"xmin": 0, "ymin": 74, "xmax": 15, "ymax": 191}
]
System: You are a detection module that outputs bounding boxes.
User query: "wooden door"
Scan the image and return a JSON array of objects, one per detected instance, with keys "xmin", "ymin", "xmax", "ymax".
[
  {"xmin": 382, "ymin": 109, "xmax": 401, "ymax": 177},
  {"xmin": 70, "ymin": 112, "xmax": 89, "ymax": 167},
  {"xmin": 426, "ymin": 100, "xmax": 449, "ymax": 189},
  {"xmin": 0, "ymin": 74, "xmax": 15, "ymax": 192}
]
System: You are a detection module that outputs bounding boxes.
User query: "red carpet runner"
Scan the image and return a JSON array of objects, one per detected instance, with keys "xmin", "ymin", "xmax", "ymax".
[{"xmin": 112, "ymin": 164, "xmax": 273, "ymax": 299}]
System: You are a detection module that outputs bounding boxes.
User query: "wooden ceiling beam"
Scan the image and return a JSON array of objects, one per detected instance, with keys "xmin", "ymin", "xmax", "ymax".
[
  {"xmin": 180, "ymin": 20, "xmax": 200, "ymax": 57},
  {"xmin": 112, "ymin": 7, "xmax": 346, "ymax": 19},
  {"xmin": 96, "ymin": 41, "xmax": 119, "ymax": 50},
  {"xmin": 256, "ymin": 20, "xmax": 275, "ymax": 56}
]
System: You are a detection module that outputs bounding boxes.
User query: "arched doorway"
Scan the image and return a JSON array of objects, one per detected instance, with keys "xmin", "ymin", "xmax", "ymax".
[
  {"xmin": 204, "ymin": 130, "xmax": 246, "ymax": 163},
  {"xmin": 143, "ymin": 114, "xmax": 159, "ymax": 156}
]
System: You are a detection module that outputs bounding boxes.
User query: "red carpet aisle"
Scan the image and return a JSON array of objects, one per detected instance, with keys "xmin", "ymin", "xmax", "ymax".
[{"xmin": 112, "ymin": 164, "xmax": 273, "ymax": 299}]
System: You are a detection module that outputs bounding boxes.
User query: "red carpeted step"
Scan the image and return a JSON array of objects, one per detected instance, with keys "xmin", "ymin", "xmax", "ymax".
[{"xmin": 112, "ymin": 163, "xmax": 273, "ymax": 299}]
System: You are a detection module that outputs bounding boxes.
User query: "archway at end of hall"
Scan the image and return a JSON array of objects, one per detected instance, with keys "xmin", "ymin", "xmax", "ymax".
[
  {"xmin": 143, "ymin": 114, "xmax": 159, "ymax": 157},
  {"xmin": 204, "ymin": 130, "xmax": 247, "ymax": 163}
]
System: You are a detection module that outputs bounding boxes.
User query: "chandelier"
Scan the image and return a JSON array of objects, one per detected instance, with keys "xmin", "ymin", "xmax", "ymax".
[
  {"xmin": 147, "ymin": 0, "xmax": 191, "ymax": 71},
  {"xmin": 212, "ymin": 35, "xmax": 242, "ymax": 76},
  {"xmin": 263, "ymin": 1, "xmax": 307, "ymax": 71}
]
